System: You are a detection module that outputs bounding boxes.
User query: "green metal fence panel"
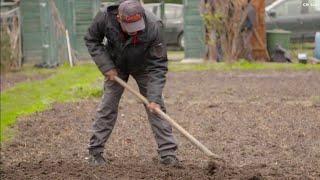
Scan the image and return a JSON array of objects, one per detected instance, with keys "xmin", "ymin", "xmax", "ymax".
[
  {"xmin": 20, "ymin": 0, "xmax": 101, "ymax": 64},
  {"xmin": 75, "ymin": 0, "xmax": 101, "ymax": 58},
  {"xmin": 183, "ymin": 0, "xmax": 205, "ymax": 59},
  {"xmin": 39, "ymin": 0, "xmax": 59, "ymax": 67},
  {"xmin": 52, "ymin": 0, "xmax": 76, "ymax": 65},
  {"xmin": 20, "ymin": 0, "xmax": 43, "ymax": 62},
  {"xmin": 55, "ymin": 0, "xmax": 76, "ymax": 47}
]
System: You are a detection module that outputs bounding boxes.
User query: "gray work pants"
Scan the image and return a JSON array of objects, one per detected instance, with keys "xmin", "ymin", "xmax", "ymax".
[{"xmin": 88, "ymin": 71, "xmax": 177, "ymax": 157}]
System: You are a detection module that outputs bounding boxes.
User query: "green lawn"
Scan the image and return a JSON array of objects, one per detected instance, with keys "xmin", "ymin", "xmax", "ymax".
[
  {"xmin": 0, "ymin": 64, "xmax": 101, "ymax": 140},
  {"xmin": 1, "ymin": 61, "xmax": 320, "ymax": 140}
]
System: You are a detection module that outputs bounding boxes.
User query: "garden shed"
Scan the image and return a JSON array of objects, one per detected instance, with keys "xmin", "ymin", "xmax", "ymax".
[{"xmin": 20, "ymin": 0, "xmax": 101, "ymax": 65}]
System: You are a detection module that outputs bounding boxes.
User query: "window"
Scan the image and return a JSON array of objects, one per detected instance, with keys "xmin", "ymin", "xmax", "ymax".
[
  {"xmin": 308, "ymin": 0, "xmax": 320, "ymax": 14},
  {"xmin": 144, "ymin": 6, "xmax": 154, "ymax": 13},
  {"xmin": 165, "ymin": 5, "xmax": 183, "ymax": 19},
  {"xmin": 165, "ymin": 6, "xmax": 176, "ymax": 19},
  {"xmin": 145, "ymin": 4, "xmax": 183, "ymax": 19},
  {"xmin": 274, "ymin": 0, "xmax": 301, "ymax": 16},
  {"xmin": 144, "ymin": 5, "xmax": 160, "ymax": 18},
  {"xmin": 175, "ymin": 6, "xmax": 183, "ymax": 18}
]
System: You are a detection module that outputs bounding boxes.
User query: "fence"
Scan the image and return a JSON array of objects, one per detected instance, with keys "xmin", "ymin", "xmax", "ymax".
[
  {"xmin": 36, "ymin": 0, "xmax": 77, "ymax": 67},
  {"xmin": 20, "ymin": 0, "xmax": 100, "ymax": 66},
  {"xmin": 0, "ymin": 2, "xmax": 22, "ymax": 71}
]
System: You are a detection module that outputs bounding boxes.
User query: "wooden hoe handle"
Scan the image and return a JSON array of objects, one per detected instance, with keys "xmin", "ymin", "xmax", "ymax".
[{"xmin": 114, "ymin": 76, "xmax": 221, "ymax": 160}]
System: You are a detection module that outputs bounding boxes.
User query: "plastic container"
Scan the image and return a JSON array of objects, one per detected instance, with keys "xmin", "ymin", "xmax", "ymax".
[
  {"xmin": 266, "ymin": 30, "xmax": 291, "ymax": 56},
  {"xmin": 315, "ymin": 32, "xmax": 320, "ymax": 59}
]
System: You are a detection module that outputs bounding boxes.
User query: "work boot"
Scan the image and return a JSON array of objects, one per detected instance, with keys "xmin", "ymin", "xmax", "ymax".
[
  {"xmin": 88, "ymin": 152, "xmax": 107, "ymax": 166},
  {"xmin": 160, "ymin": 155, "xmax": 181, "ymax": 167}
]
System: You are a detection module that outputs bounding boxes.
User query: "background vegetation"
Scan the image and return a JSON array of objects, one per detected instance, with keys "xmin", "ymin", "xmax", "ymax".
[{"xmin": 0, "ymin": 26, "xmax": 13, "ymax": 72}]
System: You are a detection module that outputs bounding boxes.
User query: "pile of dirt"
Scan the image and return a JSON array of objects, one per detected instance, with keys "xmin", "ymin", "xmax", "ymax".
[{"xmin": 1, "ymin": 70, "xmax": 320, "ymax": 179}]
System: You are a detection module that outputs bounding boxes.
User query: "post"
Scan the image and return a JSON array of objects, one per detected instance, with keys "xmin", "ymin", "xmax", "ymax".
[
  {"xmin": 17, "ymin": 7, "xmax": 22, "ymax": 68},
  {"xmin": 160, "ymin": 0, "xmax": 165, "ymax": 23},
  {"xmin": 65, "ymin": 30, "xmax": 74, "ymax": 67}
]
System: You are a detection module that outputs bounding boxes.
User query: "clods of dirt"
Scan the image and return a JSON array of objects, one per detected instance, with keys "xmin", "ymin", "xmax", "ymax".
[{"xmin": 206, "ymin": 161, "xmax": 221, "ymax": 175}]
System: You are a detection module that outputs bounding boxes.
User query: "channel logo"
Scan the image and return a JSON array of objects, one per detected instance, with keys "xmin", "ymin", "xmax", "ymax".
[{"xmin": 302, "ymin": 2, "xmax": 318, "ymax": 7}]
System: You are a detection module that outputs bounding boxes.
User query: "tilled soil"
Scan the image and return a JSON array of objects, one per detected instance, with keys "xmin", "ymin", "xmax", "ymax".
[{"xmin": 1, "ymin": 70, "xmax": 320, "ymax": 179}]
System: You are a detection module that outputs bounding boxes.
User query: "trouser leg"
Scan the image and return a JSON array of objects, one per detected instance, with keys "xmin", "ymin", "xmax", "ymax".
[
  {"xmin": 88, "ymin": 72, "xmax": 129, "ymax": 155},
  {"xmin": 132, "ymin": 72, "xmax": 178, "ymax": 157}
]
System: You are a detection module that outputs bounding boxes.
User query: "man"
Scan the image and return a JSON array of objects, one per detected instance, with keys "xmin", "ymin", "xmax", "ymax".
[
  {"xmin": 84, "ymin": 0, "xmax": 178, "ymax": 166},
  {"xmin": 240, "ymin": 0, "xmax": 256, "ymax": 61}
]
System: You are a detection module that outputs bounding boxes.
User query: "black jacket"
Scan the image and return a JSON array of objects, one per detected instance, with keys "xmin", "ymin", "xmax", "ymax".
[{"xmin": 84, "ymin": 4, "xmax": 168, "ymax": 103}]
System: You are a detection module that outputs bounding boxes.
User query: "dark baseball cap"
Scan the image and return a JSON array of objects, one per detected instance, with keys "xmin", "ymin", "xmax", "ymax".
[{"xmin": 118, "ymin": 0, "xmax": 145, "ymax": 33}]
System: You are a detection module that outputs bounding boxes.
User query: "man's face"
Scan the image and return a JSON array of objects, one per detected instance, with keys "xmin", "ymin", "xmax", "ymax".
[{"xmin": 117, "ymin": 16, "xmax": 138, "ymax": 36}]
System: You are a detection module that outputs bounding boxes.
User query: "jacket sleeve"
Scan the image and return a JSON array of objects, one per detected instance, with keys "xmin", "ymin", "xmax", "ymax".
[
  {"xmin": 146, "ymin": 22, "xmax": 168, "ymax": 104},
  {"xmin": 84, "ymin": 11, "xmax": 115, "ymax": 74}
]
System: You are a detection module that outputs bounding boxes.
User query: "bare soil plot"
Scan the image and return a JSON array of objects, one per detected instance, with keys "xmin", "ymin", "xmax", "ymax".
[{"xmin": 1, "ymin": 70, "xmax": 320, "ymax": 179}]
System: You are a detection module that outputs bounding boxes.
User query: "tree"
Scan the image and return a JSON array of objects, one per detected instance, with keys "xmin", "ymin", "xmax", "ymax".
[{"xmin": 201, "ymin": 0, "xmax": 248, "ymax": 62}]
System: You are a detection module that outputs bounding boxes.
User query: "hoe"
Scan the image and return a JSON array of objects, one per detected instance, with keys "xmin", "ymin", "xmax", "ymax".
[{"xmin": 114, "ymin": 76, "xmax": 224, "ymax": 170}]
